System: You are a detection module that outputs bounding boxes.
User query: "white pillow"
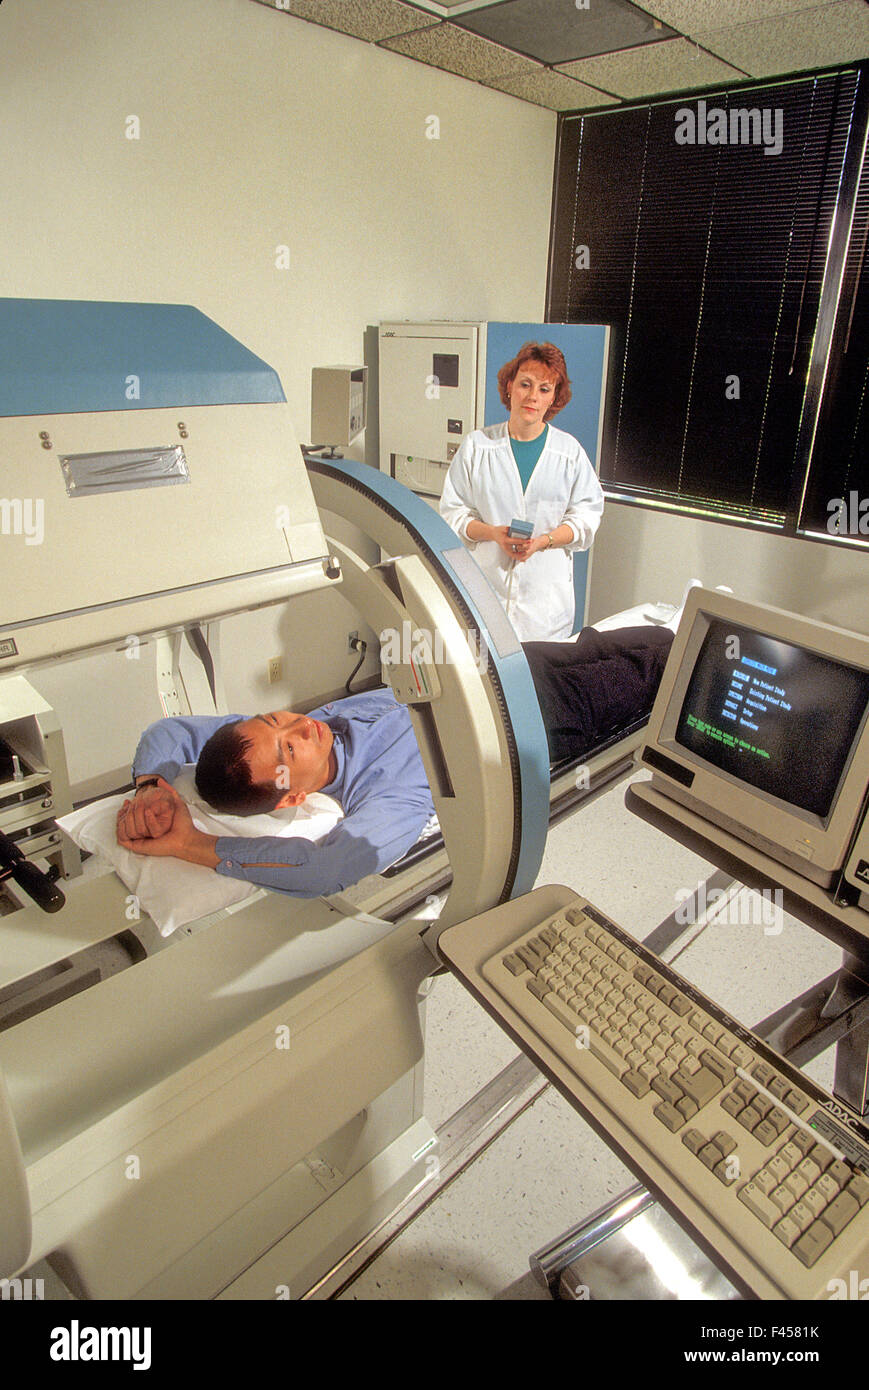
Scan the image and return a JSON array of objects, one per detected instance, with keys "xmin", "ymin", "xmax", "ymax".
[{"xmin": 58, "ymin": 768, "xmax": 344, "ymax": 937}]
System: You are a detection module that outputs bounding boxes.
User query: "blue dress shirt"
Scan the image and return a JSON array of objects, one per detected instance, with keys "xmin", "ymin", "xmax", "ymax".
[{"xmin": 132, "ymin": 690, "xmax": 435, "ymax": 898}]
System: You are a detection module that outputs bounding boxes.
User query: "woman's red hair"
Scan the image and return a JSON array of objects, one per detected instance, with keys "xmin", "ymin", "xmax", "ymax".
[{"xmin": 497, "ymin": 341, "xmax": 572, "ymax": 421}]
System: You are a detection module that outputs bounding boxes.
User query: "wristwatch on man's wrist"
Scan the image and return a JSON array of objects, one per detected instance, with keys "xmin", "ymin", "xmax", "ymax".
[{"xmin": 135, "ymin": 777, "xmax": 161, "ymax": 793}]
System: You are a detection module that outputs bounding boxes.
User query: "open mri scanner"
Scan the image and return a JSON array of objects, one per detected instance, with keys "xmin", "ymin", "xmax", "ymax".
[{"xmin": 0, "ymin": 298, "xmax": 561, "ymax": 1299}]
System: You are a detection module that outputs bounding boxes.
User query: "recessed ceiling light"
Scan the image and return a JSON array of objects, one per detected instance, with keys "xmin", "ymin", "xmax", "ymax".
[{"xmin": 409, "ymin": 1, "xmax": 509, "ymax": 15}]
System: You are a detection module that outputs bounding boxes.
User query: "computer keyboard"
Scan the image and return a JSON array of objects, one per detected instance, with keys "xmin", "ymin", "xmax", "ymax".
[{"xmin": 481, "ymin": 894, "xmax": 869, "ymax": 1300}]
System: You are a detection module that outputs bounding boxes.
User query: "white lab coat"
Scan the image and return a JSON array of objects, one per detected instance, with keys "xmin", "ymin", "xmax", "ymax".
[{"xmin": 439, "ymin": 422, "xmax": 604, "ymax": 642}]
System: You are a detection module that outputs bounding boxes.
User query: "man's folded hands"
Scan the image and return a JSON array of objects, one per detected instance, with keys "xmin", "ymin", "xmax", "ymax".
[{"xmin": 116, "ymin": 779, "xmax": 219, "ymax": 867}]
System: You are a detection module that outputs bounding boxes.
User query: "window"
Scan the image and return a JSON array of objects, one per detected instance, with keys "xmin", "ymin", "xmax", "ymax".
[
  {"xmin": 547, "ymin": 68, "xmax": 868, "ymax": 545},
  {"xmin": 797, "ymin": 121, "xmax": 869, "ymax": 543}
]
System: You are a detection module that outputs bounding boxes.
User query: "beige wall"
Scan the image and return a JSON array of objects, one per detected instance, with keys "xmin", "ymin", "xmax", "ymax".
[
  {"xmin": 588, "ymin": 504, "xmax": 868, "ymax": 636},
  {"xmin": 0, "ymin": 0, "xmax": 556, "ymax": 793}
]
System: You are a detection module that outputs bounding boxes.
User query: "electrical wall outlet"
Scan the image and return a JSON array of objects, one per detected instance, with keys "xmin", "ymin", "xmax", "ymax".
[
  {"xmin": 347, "ymin": 631, "xmax": 359, "ymax": 652},
  {"xmin": 268, "ymin": 656, "xmax": 282, "ymax": 684}
]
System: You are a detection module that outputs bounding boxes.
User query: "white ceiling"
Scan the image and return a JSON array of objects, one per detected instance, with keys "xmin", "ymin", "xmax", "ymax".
[{"xmin": 251, "ymin": 0, "xmax": 869, "ymax": 110}]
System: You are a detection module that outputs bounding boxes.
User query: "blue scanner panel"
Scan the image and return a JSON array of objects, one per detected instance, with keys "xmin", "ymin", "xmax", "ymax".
[{"xmin": 0, "ymin": 299, "xmax": 285, "ymax": 417}]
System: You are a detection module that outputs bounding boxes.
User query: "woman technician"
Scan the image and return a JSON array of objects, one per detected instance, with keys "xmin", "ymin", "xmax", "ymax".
[{"xmin": 439, "ymin": 341, "xmax": 604, "ymax": 642}]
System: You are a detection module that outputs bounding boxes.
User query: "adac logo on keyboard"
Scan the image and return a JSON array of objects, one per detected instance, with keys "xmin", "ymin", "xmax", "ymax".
[{"xmin": 816, "ymin": 1099, "xmax": 869, "ymax": 1149}]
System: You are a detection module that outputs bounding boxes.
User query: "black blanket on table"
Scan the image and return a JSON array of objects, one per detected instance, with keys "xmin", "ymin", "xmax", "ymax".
[{"xmin": 522, "ymin": 625, "xmax": 674, "ymax": 763}]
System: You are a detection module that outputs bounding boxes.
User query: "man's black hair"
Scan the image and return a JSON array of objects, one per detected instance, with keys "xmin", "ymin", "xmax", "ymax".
[{"xmin": 194, "ymin": 719, "xmax": 284, "ymax": 816}]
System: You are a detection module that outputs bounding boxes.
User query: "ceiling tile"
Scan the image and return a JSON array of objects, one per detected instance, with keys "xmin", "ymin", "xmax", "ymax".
[
  {"xmin": 256, "ymin": 0, "xmax": 436, "ymax": 42},
  {"xmin": 484, "ymin": 68, "xmax": 620, "ymax": 110},
  {"xmin": 251, "ymin": 0, "xmax": 868, "ymax": 106},
  {"xmin": 453, "ymin": 0, "xmax": 677, "ymax": 67},
  {"xmin": 693, "ymin": 0, "xmax": 869, "ymax": 76},
  {"xmin": 557, "ymin": 35, "xmax": 747, "ymax": 97},
  {"xmin": 379, "ymin": 21, "xmax": 541, "ymax": 80},
  {"xmin": 631, "ymin": 0, "xmax": 847, "ymax": 34}
]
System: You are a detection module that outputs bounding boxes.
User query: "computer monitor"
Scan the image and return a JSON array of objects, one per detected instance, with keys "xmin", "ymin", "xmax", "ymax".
[{"xmin": 638, "ymin": 590, "xmax": 869, "ymax": 912}]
